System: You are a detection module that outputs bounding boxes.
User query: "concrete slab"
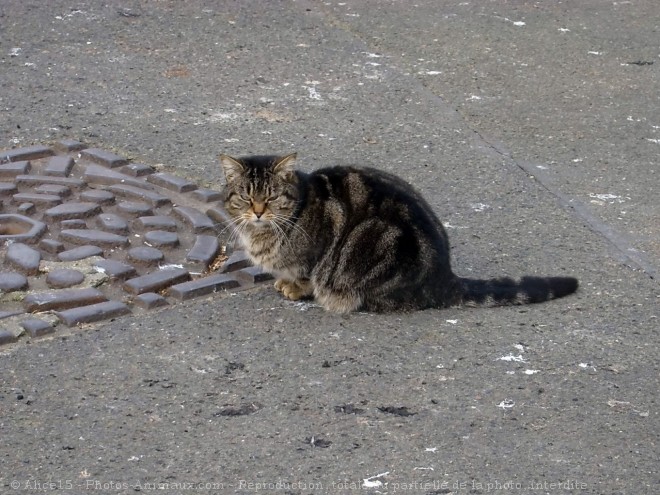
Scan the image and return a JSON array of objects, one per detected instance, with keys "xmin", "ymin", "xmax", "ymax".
[{"xmin": 0, "ymin": 1, "xmax": 656, "ymax": 494}]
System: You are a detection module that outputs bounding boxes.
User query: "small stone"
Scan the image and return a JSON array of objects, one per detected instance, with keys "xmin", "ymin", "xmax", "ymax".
[
  {"xmin": 96, "ymin": 213, "xmax": 129, "ymax": 233},
  {"xmin": 43, "ymin": 156, "xmax": 75, "ymax": 177},
  {"xmin": 58, "ymin": 245, "xmax": 104, "ymax": 261},
  {"xmin": 120, "ymin": 163, "xmax": 154, "ymax": 177},
  {"xmin": 16, "ymin": 174, "xmax": 85, "ymax": 190},
  {"xmin": 39, "ymin": 239, "xmax": 65, "ymax": 254},
  {"xmin": 60, "ymin": 219, "xmax": 88, "ymax": 229},
  {"xmin": 80, "ymin": 189, "xmax": 115, "ymax": 205},
  {"xmin": 144, "ymin": 230, "xmax": 179, "ymax": 248},
  {"xmin": 0, "ymin": 182, "xmax": 18, "ymax": 197},
  {"xmin": 147, "ymin": 172, "xmax": 197, "ymax": 192},
  {"xmin": 60, "ymin": 229, "xmax": 129, "ymax": 248},
  {"xmin": 12, "ymin": 193, "xmax": 62, "ymax": 207},
  {"xmin": 0, "ymin": 144, "xmax": 53, "ymax": 162},
  {"xmin": 53, "ymin": 139, "xmax": 85, "ymax": 152},
  {"xmin": 46, "ymin": 269, "xmax": 85, "ymax": 288},
  {"xmin": 186, "ymin": 235, "xmax": 220, "ymax": 267},
  {"xmin": 206, "ymin": 205, "xmax": 231, "ymax": 224},
  {"xmin": 173, "ymin": 206, "xmax": 216, "ymax": 233},
  {"xmin": 6, "ymin": 242, "xmax": 41, "ymax": 275},
  {"xmin": 21, "ymin": 318, "xmax": 55, "ymax": 338},
  {"xmin": 56, "ymin": 300, "xmax": 130, "ymax": 326},
  {"xmin": 222, "ymin": 250, "xmax": 251, "ymax": 272},
  {"xmin": 0, "ymin": 272, "xmax": 29, "ymax": 291},
  {"xmin": 169, "ymin": 274, "xmax": 240, "ymax": 300},
  {"xmin": 0, "ymin": 161, "xmax": 31, "ymax": 178},
  {"xmin": 117, "ymin": 201, "xmax": 153, "ymax": 217},
  {"xmin": 80, "ymin": 148, "xmax": 128, "ymax": 168},
  {"xmin": 127, "ymin": 246, "xmax": 164, "ymax": 264},
  {"xmin": 83, "ymin": 164, "xmax": 154, "ymax": 189},
  {"xmin": 191, "ymin": 188, "xmax": 223, "ymax": 203},
  {"xmin": 93, "ymin": 259, "xmax": 137, "ymax": 280},
  {"xmin": 44, "ymin": 202, "xmax": 101, "ymax": 221},
  {"xmin": 34, "ymin": 184, "xmax": 72, "ymax": 197},
  {"xmin": 17, "ymin": 203, "xmax": 35, "ymax": 215},
  {"xmin": 123, "ymin": 267, "xmax": 190, "ymax": 295},
  {"xmin": 109, "ymin": 184, "xmax": 170, "ymax": 207},
  {"xmin": 0, "ymin": 331, "xmax": 19, "ymax": 346},
  {"xmin": 233, "ymin": 266, "xmax": 274, "ymax": 284},
  {"xmin": 133, "ymin": 215, "xmax": 177, "ymax": 232},
  {"xmin": 24, "ymin": 287, "xmax": 107, "ymax": 312},
  {"xmin": 133, "ymin": 292, "xmax": 169, "ymax": 309}
]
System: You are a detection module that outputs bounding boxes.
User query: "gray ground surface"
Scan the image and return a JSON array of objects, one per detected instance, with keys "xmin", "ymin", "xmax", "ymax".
[{"xmin": 1, "ymin": 1, "xmax": 658, "ymax": 494}]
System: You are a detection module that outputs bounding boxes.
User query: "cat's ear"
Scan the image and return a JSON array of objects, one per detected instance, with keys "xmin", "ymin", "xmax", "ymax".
[
  {"xmin": 273, "ymin": 153, "xmax": 297, "ymax": 179},
  {"xmin": 219, "ymin": 154, "xmax": 245, "ymax": 184}
]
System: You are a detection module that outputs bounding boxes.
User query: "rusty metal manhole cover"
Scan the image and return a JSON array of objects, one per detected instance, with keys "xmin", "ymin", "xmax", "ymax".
[{"xmin": 0, "ymin": 141, "xmax": 271, "ymax": 346}]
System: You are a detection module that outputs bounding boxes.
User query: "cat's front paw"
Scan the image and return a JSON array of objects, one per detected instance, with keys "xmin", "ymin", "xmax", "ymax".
[{"xmin": 274, "ymin": 279, "xmax": 313, "ymax": 301}]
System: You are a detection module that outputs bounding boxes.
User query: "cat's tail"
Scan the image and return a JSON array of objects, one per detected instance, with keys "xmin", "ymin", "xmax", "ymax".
[{"xmin": 457, "ymin": 276, "xmax": 578, "ymax": 307}]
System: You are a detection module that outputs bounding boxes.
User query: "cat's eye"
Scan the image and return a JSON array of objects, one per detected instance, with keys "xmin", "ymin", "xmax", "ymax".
[{"xmin": 228, "ymin": 193, "xmax": 251, "ymax": 210}]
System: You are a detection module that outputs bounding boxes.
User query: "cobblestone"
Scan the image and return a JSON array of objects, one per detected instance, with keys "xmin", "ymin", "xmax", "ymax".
[
  {"xmin": 0, "ymin": 271, "xmax": 28, "ymax": 291},
  {"xmin": 127, "ymin": 246, "xmax": 164, "ymax": 264},
  {"xmin": 44, "ymin": 202, "xmax": 101, "ymax": 220},
  {"xmin": 134, "ymin": 215, "xmax": 177, "ymax": 231},
  {"xmin": 6, "ymin": 242, "xmax": 41, "ymax": 275},
  {"xmin": 46, "ymin": 269, "xmax": 85, "ymax": 288},
  {"xmin": 21, "ymin": 318, "xmax": 55, "ymax": 337},
  {"xmin": 58, "ymin": 245, "xmax": 104, "ymax": 261},
  {"xmin": 123, "ymin": 267, "xmax": 191, "ymax": 295},
  {"xmin": 133, "ymin": 292, "xmax": 168, "ymax": 309},
  {"xmin": 169, "ymin": 274, "xmax": 240, "ymax": 301},
  {"xmin": 186, "ymin": 235, "xmax": 220, "ymax": 267},
  {"xmin": 0, "ymin": 161, "xmax": 31, "ymax": 178},
  {"xmin": 0, "ymin": 142, "xmax": 270, "ymax": 346},
  {"xmin": 23, "ymin": 287, "xmax": 107, "ymax": 312},
  {"xmin": 43, "ymin": 155, "xmax": 75, "ymax": 177},
  {"xmin": 144, "ymin": 230, "xmax": 179, "ymax": 248},
  {"xmin": 56, "ymin": 300, "xmax": 131, "ymax": 326}
]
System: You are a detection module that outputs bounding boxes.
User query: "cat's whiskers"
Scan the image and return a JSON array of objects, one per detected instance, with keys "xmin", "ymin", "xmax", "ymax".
[
  {"xmin": 224, "ymin": 215, "xmax": 250, "ymax": 247},
  {"xmin": 272, "ymin": 213, "xmax": 311, "ymax": 242}
]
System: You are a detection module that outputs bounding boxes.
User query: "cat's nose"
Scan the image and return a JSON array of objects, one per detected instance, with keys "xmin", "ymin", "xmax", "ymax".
[{"xmin": 252, "ymin": 201, "xmax": 266, "ymax": 219}]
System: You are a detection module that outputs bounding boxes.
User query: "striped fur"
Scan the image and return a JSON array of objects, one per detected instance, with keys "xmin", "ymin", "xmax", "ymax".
[{"xmin": 220, "ymin": 154, "xmax": 578, "ymax": 313}]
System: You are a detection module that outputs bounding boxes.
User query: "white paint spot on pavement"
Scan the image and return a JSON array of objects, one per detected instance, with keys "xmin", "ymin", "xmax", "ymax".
[
  {"xmin": 208, "ymin": 112, "xmax": 238, "ymax": 122},
  {"xmin": 589, "ymin": 193, "xmax": 626, "ymax": 204},
  {"xmin": 497, "ymin": 399, "xmax": 515, "ymax": 409},
  {"xmin": 471, "ymin": 202, "xmax": 490, "ymax": 212},
  {"xmin": 499, "ymin": 354, "xmax": 528, "ymax": 363},
  {"xmin": 363, "ymin": 472, "xmax": 389, "ymax": 488}
]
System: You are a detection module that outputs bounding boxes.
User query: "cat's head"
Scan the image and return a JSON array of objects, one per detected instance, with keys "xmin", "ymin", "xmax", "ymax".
[{"xmin": 219, "ymin": 153, "xmax": 299, "ymax": 227}]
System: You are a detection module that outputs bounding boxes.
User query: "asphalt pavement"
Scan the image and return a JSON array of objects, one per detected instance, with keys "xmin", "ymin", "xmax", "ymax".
[{"xmin": 1, "ymin": 1, "xmax": 658, "ymax": 494}]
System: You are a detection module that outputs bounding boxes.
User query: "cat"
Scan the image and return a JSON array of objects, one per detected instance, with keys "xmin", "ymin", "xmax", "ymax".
[{"xmin": 219, "ymin": 153, "xmax": 578, "ymax": 313}]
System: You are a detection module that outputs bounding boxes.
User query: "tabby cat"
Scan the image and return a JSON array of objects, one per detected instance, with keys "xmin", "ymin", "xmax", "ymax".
[{"xmin": 220, "ymin": 153, "xmax": 578, "ymax": 313}]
